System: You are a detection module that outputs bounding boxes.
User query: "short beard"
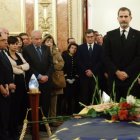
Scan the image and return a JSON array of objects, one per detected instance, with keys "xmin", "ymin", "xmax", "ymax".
[{"xmin": 120, "ymin": 23, "xmax": 129, "ymax": 29}]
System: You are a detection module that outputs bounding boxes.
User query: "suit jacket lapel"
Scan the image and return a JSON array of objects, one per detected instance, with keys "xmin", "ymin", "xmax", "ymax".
[
  {"xmin": 126, "ymin": 28, "xmax": 134, "ymax": 42},
  {"xmin": 0, "ymin": 51, "xmax": 13, "ymax": 72},
  {"xmin": 123, "ymin": 28, "xmax": 134, "ymax": 49},
  {"xmin": 30, "ymin": 45, "xmax": 42, "ymax": 62},
  {"xmin": 116, "ymin": 28, "xmax": 122, "ymax": 47}
]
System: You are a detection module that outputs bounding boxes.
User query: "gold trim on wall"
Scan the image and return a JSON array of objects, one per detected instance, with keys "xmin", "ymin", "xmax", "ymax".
[
  {"xmin": 34, "ymin": 0, "xmax": 57, "ymax": 42},
  {"xmin": 71, "ymin": 0, "xmax": 83, "ymax": 44},
  {"xmin": 20, "ymin": 0, "xmax": 26, "ymax": 34},
  {"xmin": 34, "ymin": 0, "xmax": 39, "ymax": 29},
  {"xmin": 51, "ymin": 0, "xmax": 57, "ymax": 43}
]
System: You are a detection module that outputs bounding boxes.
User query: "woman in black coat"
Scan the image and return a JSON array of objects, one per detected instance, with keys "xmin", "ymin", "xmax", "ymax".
[{"xmin": 62, "ymin": 43, "xmax": 79, "ymax": 115}]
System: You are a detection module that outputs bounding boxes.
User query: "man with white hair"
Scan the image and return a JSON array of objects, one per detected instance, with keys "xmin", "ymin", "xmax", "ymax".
[
  {"xmin": 0, "ymin": 27, "xmax": 9, "ymax": 35},
  {"xmin": 22, "ymin": 30, "xmax": 54, "ymax": 123}
]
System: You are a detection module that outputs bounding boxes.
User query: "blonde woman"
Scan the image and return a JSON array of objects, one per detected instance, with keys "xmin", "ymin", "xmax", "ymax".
[{"xmin": 42, "ymin": 34, "xmax": 64, "ymax": 123}]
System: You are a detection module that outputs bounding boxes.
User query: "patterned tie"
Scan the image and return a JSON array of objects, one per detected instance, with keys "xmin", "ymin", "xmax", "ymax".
[
  {"xmin": 89, "ymin": 44, "xmax": 92, "ymax": 57},
  {"xmin": 36, "ymin": 47, "xmax": 42, "ymax": 61},
  {"xmin": 121, "ymin": 30, "xmax": 126, "ymax": 46}
]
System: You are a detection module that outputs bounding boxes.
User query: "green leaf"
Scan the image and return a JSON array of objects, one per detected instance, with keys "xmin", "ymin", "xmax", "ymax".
[
  {"xmin": 135, "ymin": 99, "xmax": 140, "ymax": 107},
  {"xmin": 120, "ymin": 97, "xmax": 126, "ymax": 102},
  {"xmin": 87, "ymin": 108, "xmax": 97, "ymax": 118},
  {"xmin": 104, "ymin": 106, "xmax": 119, "ymax": 116}
]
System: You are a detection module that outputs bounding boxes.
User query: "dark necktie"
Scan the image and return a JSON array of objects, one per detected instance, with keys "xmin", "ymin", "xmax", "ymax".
[
  {"xmin": 121, "ymin": 30, "xmax": 126, "ymax": 46},
  {"xmin": 89, "ymin": 44, "xmax": 92, "ymax": 57},
  {"xmin": 36, "ymin": 47, "xmax": 42, "ymax": 61}
]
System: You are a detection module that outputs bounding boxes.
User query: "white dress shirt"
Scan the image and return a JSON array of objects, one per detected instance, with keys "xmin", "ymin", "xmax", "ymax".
[{"xmin": 120, "ymin": 27, "xmax": 130, "ymax": 39}]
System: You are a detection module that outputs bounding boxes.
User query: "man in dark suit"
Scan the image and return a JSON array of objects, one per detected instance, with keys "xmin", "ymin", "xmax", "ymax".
[
  {"xmin": 77, "ymin": 29, "xmax": 103, "ymax": 107},
  {"xmin": 103, "ymin": 7, "xmax": 140, "ymax": 101},
  {"xmin": 22, "ymin": 30, "xmax": 54, "ymax": 118},
  {"xmin": 0, "ymin": 32, "xmax": 16, "ymax": 140}
]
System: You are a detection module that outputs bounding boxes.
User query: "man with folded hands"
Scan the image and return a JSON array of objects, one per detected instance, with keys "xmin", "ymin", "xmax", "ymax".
[{"xmin": 0, "ymin": 31, "xmax": 16, "ymax": 140}]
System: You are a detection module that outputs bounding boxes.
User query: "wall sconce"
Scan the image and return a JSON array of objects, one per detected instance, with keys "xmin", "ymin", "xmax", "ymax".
[{"xmin": 39, "ymin": 0, "xmax": 51, "ymax": 33}]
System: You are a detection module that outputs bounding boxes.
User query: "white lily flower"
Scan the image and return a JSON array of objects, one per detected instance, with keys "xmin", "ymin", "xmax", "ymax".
[
  {"xmin": 126, "ymin": 95, "xmax": 136, "ymax": 105},
  {"xmin": 102, "ymin": 91, "xmax": 110, "ymax": 103}
]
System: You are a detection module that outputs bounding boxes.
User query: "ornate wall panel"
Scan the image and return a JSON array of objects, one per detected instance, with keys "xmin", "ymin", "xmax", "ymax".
[
  {"xmin": 34, "ymin": 0, "xmax": 57, "ymax": 43},
  {"xmin": 0, "ymin": 0, "xmax": 26, "ymax": 35}
]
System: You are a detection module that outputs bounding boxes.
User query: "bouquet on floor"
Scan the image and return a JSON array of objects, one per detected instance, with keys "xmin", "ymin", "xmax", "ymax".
[{"xmin": 105, "ymin": 95, "xmax": 140, "ymax": 122}]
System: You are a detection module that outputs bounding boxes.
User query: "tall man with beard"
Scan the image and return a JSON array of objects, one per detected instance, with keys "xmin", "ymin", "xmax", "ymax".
[{"xmin": 103, "ymin": 7, "xmax": 140, "ymax": 101}]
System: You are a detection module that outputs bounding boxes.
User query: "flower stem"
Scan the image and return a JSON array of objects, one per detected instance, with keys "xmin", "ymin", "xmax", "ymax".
[{"xmin": 127, "ymin": 73, "xmax": 140, "ymax": 96}]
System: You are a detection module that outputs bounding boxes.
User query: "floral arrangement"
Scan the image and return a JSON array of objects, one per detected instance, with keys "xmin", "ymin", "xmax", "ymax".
[
  {"xmin": 79, "ymin": 95, "xmax": 140, "ymax": 122},
  {"xmin": 78, "ymin": 74, "xmax": 140, "ymax": 122},
  {"xmin": 105, "ymin": 95, "xmax": 140, "ymax": 122}
]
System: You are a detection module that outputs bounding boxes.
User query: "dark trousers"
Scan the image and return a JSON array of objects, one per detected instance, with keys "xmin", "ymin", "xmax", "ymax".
[
  {"xmin": 0, "ymin": 95, "xmax": 11, "ymax": 140},
  {"xmin": 79, "ymin": 77, "xmax": 96, "ymax": 109},
  {"xmin": 115, "ymin": 84, "xmax": 140, "ymax": 102},
  {"xmin": 107, "ymin": 78, "xmax": 140, "ymax": 102}
]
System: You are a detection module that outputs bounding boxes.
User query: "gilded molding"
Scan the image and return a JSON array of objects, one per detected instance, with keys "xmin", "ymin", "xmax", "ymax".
[
  {"xmin": 38, "ymin": 0, "xmax": 52, "ymax": 34},
  {"xmin": 51, "ymin": 0, "xmax": 57, "ymax": 43},
  {"xmin": 71, "ymin": 0, "xmax": 83, "ymax": 44},
  {"xmin": 34, "ymin": 0, "xmax": 56, "ymax": 41},
  {"xmin": 20, "ymin": 0, "xmax": 26, "ymax": 33},
  {"xmin": 34, "ymin": 0, "xmax": 39, "ymax": 29}
]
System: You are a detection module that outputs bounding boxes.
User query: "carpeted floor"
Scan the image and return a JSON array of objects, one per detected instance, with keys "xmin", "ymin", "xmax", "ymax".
[{"xmin": 23, "ymin": 126, "xmax": 58, "ymax": 140}]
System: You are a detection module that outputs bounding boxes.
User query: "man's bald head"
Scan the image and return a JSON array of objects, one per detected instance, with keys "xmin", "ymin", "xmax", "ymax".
[{"xmin": 0, "ymin": 27, "xmax": 9, "ymax": 35}]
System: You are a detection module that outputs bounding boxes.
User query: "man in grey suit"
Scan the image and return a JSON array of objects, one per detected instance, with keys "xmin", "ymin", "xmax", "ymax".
[
  {"xmin": 22, "ymin": 30, "xmax": 54, "ymax": 118},
  {"xmin": 103, "ymin": 7, "xmax": 140, "ymax": 101}
]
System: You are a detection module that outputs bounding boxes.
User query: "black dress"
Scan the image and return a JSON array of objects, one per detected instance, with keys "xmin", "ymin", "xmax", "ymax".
[
  {"xmin": 9, "ymin": 54, "xmax": 28, "ymax": 138},
  {"xmin": 62, "ymin": 52, "xmax": 79, "ymax": 115}
]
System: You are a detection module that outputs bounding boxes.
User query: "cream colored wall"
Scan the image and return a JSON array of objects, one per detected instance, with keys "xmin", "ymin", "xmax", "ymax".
[
  {"xmin": 70, "ymin": 0, "xmax": 83, "ymax": 44},
  {"xmin": 88, "ymin": 0, "xmax": 140, "ymax": 36}
]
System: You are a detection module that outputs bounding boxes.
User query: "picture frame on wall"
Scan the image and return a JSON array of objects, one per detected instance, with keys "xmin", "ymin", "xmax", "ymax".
[{"xmin": 0, "ymin": 0, "xmax": 26, "ymax": 35}]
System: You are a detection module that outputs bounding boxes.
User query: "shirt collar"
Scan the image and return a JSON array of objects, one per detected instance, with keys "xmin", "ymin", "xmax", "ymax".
[
  {"xmin": 87, "ymin": 43, "xmax": 94, "ymax": 49},
  {"xmin": 34, "ymin": 45, "xmax": 41, "ymax": 49},
  {"xmin": 120, "ymin": 27, "xmax": 130, "ymax": 33}
]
